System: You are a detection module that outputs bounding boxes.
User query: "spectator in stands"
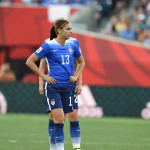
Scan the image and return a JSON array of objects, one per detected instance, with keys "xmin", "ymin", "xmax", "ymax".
[
  {"xmin": 143, "ymin": 29, "xmax": 150, "ymax": 45},
  {"xmin": 136, "ymin": 28, "xmax": 145, "ymax": 43},
  {"xmin": 115, "ymin": 17, "xmax": 126, "ymax": 33},
  {"xmin": 102, "ymin": 15, "xmax": 119, "ymax": 36},
  {"xmin": 115, "ymin": 9, "xmax": 130, "ymax": 32},
  {"xmin": 135, "ymin": 26, "xmax": 143, "ymax": 41},
  {"xmin": 129, "ymin": 7, "xmax": 139, "ymax": 24},
  {"xmin": 111, "ymin": 0, "xmax": 129, "ymax": 15},
  {"xmin": 132, "ymin": 13, "xmax": 147, "ymax": 31},
  {"xmin": 120, "ymin": 19, "xmax": 136, "ymax": 40},
  {"xmin": 41, "ymin": 0, "xmax": 66, "ymax": 5},
  {"xmin": 0, "ymin": 63, "xmax": 16, "ymax": 82},
  {"xmin": 135, "ymin": 0, "xmax": 149, "ymax": 13},
  {"xmin": 69, "ymin": 0, "xmax": 85, "ymax": 6}
]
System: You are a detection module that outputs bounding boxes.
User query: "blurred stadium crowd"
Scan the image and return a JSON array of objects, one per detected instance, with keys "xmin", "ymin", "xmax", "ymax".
[
  {"xmin": 0, "ymin": 0, "xmax": 129, "ymax": 9},
  {"xmin": 0, "ymin": 0, "xmax": 92, "ymax": 6},
  {"xmin": 102, "ymin": 0, "xmax": 150, "ymax": 46}
]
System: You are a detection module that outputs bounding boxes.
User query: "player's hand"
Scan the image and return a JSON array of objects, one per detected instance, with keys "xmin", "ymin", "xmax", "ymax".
[
  {"xmin": 42, "ymin": 74, "xmax": 56, "ymax": 85},
  {"xmin": 69, "ymin": 76, "xmax": 77, "ymax": 83},
  {"xmin": 75, "ymin": 83, "xmax": 82, "ymax": 95},
  {"xmin": 39, "ymin": 85, "xmax": 44, "ymax": 96}
]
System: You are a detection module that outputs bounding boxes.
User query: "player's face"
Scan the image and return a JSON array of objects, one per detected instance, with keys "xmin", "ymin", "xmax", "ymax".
[{"xmin": 61, "ymin": 23, "xmax": 72, "ymax": 40}]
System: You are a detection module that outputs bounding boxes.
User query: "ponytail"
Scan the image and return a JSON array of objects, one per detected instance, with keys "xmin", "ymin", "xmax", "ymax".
[{"xmin": 50, "ymin": 26, "xmax": 57, "ymax": 40}]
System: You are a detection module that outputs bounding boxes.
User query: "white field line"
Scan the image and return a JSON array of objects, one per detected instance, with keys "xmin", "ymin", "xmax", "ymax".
[
  {"xmin": 8, "ymin": 140, "xmax": 17, "ymax": 143},
  {"xmin": 0, "ymin": 140, "xmax": 150, "ymax": 147},
  {"xmin": 1, "ymin": 133, "xmax": 150, "ymax": 141},
  {"xmin": 0, "ymin": 133, "xmax": 46, "ymax": 136},
  {"xmin": 80, "ymin": 141, "xmax": 150, "ymax": 147}
]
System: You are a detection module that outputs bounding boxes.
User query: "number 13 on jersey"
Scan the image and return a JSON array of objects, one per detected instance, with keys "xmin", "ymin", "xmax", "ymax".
[{"xmin": 61, "ymin": 55, "xmax": 69, "ymax": 65}]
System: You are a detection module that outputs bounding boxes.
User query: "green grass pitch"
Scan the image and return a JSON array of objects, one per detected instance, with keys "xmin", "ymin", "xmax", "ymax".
[{"xmin": 0, "ymin": 113, "xmax": 150, "ymax": 150}]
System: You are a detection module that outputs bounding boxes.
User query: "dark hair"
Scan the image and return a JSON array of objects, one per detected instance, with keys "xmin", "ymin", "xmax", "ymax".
[
  {"xmin": 50, "ymin": 18, "xmax": 69, "ymax": 40},
  {"xmin": 55, "ymin": 18, "xmax": 69, "ymax": 34},
  {"xmin": 50, "ymin": 26, "xmax": 57, "ymax": 40}
]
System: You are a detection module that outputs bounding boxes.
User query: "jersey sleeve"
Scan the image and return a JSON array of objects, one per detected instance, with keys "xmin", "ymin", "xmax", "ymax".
[
  {"xmin": 73, "ymin": 39, "xmax": 83, "ymax": 55},
  {"xmin": 73, "ymin": 39, "xmax": 79, "ymax": 49},
  {"xmin": 73, "ymin": 44, "xmax": 82, "ymax": 58},
  {"xmin": 34, "ymin": 42, "xmax": 49, "ymax": 59}
]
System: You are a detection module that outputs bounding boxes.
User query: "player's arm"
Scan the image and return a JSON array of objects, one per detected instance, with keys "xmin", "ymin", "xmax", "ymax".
[
  {"xmin": 39, "ymin": 59, "xmax": 46, "ymax": 96},
  {"xmin": 70, "ymin": 55, "xmax": 85, "ymax": 83},
  {"xmin": 74, "ymin": 59, "xmax": 82, "ymax": 95},
  {"xmin": 26, "ymin": 53, "xmax": 56, "ymax": 85}
]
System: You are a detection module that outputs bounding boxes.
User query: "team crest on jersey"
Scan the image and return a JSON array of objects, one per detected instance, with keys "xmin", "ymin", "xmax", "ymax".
[
  {"xmin": 36, "ymin": 47, "xmax": 42, "ymax": 53},
  {"xmin": 69, "ymin": 48, "xmax": 72, "ymax": 53},
  {"xmin": 51, "ymin": 99, "xmax": 55, "ymax": 106}
]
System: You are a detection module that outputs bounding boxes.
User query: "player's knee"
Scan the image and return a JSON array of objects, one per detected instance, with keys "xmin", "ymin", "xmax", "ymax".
[
  {"xmin": 68, "ymin": 112, "xmax": 78, "ymax": 121},
  {"xmin": 54, "ymin": 117, "xmax": 64, "ymax": 123}
]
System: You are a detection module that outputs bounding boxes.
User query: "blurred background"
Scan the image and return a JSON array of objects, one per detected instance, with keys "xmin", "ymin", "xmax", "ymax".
[{"xmin": 0, "ymin": 0, "xmax": 150, "ymax": 119}]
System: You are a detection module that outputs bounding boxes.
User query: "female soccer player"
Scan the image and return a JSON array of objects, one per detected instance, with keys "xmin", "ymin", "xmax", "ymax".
[
  {"xmin": 26, "ymin": 18, "xmax": 85, "ymax": 150},
  {"xmin": 39, "ymin": 25, "xmax": 83, "ymax": 150},
  {"xmin": 39, "ymin": 29, "xmax": 83, "ymax": 150}
]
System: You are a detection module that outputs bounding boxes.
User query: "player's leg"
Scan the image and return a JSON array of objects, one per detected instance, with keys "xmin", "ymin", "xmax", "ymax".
[
  {"xmin": 48, "ymin": 113, "xmax": 53, "ymax": 142},
  {"xmin": 45, "ymin": 87, "xmax": 65, "ymax": 150},
  {"xmin": 68, "ymin": 110, "xmax": 81, "ymax": 150},
  {"xmin": 68, "ymin": 89, "xmax": 81, "ymax": 150},
  {"xmin": 48, "ymin": 112, "xmax": 67, "ymax": 150},
  {"xmin": 48, "ymin": 113, "xmax": 56, "ymax": 150},
  {"xmin": 51, "ymin": 108, "xmax": 65, "ymax": 150}
]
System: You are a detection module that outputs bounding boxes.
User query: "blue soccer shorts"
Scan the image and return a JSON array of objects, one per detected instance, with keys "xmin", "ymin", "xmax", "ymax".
[{"xmin": 44, "ymin": 86, "xmax": 73, "ymax": 113}]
